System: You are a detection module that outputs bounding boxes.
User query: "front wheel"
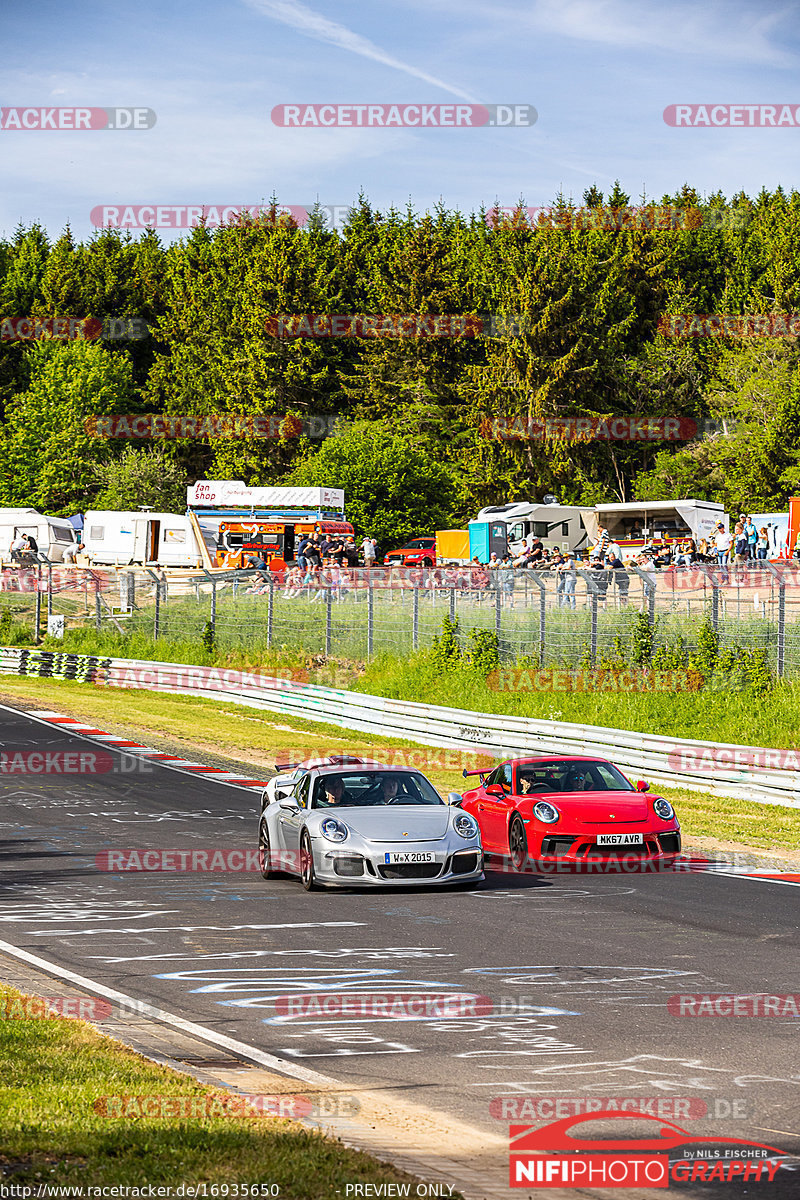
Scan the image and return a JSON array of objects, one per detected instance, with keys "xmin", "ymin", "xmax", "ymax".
[
  {"xmin": 258, "ymin": 816, "xmax": 273, "ymax": 879},
  {"xmin": 300, "ymin": 830, "xmax": 318, "ymax": 891},
  {"xmin": 508, "ymin": 815, "xmax": 529, "ymax": 873}
]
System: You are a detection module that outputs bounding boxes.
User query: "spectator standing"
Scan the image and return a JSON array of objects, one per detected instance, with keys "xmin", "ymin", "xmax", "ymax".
[
  {"xmin": 594, "ymin": 527, "xmax": 610, "ymax": 562},
  {"xmin": 344, "ymin": 537, "xmax": 359, "ymax": 569},
  {"xmin": 606, "ymin": 551, "xmax": 630, "ymax": 606},
  {"xmin": 636, "ymin": 553, "xmax": 657, "ymax": 610},
  {"xmin": 361, "ymin": 535, "xmax": 376, "ymax": 569},
  {"xmin": 559, "ymin": 553, "xmax": 577, "ymax": 609},
  {"xmin": 296, "ymin": 533, "xmax": 310, "ymax": 571},
  {"xmin": 498, "ymin": 555, "xmax": 515, "ymax": 608},
  {"xmin": 756, "ymin": 526, "xmax": 769, "ymax": 561},
  {"xmin": 733, "ymin": 522, "xmax": 748, "ymax": 564},
  {"xmin": 713, "ymin": 522, "xmax": 731, "ymax": 580},
  {"xmin": 590, "ymin": 557, "xmax": 609, "ymax": 611},
  {"xmin": 744, "ymin": 515, "xmax": 758, "ymax": 559}
]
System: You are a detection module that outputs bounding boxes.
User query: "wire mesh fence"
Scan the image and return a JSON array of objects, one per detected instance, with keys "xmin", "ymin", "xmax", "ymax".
[{"xmin": 2, "ymin": 560, "xmax": 800, "ymax": 677}]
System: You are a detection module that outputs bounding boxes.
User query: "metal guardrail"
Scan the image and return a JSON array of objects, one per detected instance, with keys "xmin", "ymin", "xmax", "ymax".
[{"xmin": 1, "ymin": 646, "xmax": 798, "ymax": 811}]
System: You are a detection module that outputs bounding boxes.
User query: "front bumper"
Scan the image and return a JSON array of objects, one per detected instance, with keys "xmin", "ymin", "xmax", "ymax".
[
  {"xmin": 314, "ymin": 840, "xmax": 484, "ymax": 887},
  {"xmin": 525, "ymin": 826, "xmax": 682, "ymax": 871}
]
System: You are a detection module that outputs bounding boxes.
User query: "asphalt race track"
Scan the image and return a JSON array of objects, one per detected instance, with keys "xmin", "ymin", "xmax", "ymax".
[{"xmin": 1, "ymin": 701, "xmax": 799, "ymax": 1197}]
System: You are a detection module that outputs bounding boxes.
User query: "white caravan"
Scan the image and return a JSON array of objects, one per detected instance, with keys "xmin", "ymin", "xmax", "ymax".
[
  {"xmin": 82, "ymin": 511, "xmax": 205, "ymax": 567},
  {"xmin": 476, "ymin": 502, "xmax": 594, "ymax": 557},
  {"xmin": 0, "ymin": 508, "xmax": 78, "ymax": 563}
]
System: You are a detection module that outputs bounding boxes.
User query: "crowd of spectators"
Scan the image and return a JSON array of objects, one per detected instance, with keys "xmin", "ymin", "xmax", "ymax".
[{"xmin": 240, "ymin": 510, "xmax": 790, "ymax": 608}]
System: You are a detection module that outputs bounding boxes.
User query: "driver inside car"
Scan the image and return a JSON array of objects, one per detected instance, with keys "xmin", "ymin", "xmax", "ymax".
[
  {"xmin": 363, "ymin": 775, "xmax": 401, "ymax": 805},
  {"xmin": 319, "ymin": 776, "xmax": 351, "ymax": 807}
]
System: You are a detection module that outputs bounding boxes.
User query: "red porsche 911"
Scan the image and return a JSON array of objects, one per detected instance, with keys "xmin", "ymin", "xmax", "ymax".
[{"xmin": 459, "ymin": 756, "xmax": 681, "ymax": 870}]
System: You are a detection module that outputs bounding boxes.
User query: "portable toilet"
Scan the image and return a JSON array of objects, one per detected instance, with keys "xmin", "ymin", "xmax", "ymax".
[{"xmin": 468, "ymin": 520, "xmax": 508, "ymax": 563}]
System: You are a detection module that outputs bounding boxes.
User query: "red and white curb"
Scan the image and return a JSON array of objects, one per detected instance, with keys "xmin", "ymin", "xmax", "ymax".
[{"xmin": 29, "ymin": 710, "xmax": 272, "ymax": 790}]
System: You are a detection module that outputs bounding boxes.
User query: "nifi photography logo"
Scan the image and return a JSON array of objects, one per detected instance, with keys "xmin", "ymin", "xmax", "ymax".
[{"xmin": 509, "ymin": 1111, "xmax": 787, "ymax": 1188}]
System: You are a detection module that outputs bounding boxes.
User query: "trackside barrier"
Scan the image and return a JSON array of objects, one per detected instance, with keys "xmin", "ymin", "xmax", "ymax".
[{"xmin": 1, "ymin": 646, "xmax": 798, "ymax": 809}]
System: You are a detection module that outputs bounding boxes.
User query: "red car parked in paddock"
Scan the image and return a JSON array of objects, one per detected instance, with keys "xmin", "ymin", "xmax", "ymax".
[{"xmin": 459, "ymin": 756, "xmax": 681, "ymax": 870}]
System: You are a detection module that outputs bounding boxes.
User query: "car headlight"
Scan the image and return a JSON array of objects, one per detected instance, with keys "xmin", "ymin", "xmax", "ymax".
[
  {"xmin": 653, "ymin": 798, "xmax": 674, "ymax": 821},
  {"xmin": 320, "ymin": 817, "xmax": 348, "ymax": 842},
  {"xmin": 453, "ymin": 813, "xmax": 479, "ymax": 839},
  {"xmin": 533, "ymin": 801, "xmax": 560, "ymax": 824}
]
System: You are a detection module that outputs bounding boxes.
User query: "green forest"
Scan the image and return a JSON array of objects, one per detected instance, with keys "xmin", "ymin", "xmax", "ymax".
[{"xmin": 2, "ymin": 182, "xmax": 800, "ymax": 541}]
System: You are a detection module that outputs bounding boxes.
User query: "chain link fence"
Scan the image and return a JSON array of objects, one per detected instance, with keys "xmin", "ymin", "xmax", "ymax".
[{"xmin": 2, "ymin": 561, "xmax": 799, "ymax": 677}]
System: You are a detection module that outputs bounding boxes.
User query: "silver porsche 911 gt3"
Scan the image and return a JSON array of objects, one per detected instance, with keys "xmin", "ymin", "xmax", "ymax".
[{"xmin": 257, "ymin": 761, "xmax": 483, "ymax": 890}]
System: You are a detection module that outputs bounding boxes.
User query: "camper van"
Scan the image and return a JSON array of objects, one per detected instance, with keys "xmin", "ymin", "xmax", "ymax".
[
  {"xmin": 0, "ymin": 508, "xmax": 78, "ymax": 563},
  {"xmin": 82, "ymin": 511, "xmax": 205, "ymax": 568},
  {"xmin": 475, "ymin": 502, "xmax": 593, "ymax": 558}
]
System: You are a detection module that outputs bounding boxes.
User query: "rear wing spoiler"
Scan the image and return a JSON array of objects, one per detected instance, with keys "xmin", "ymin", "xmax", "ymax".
[
  {"xmin": 275, "ymin": 762, "xmax": 299, "ymax": 772},
  {"xmin": 462, "ymin": 767, "xmax": 491, "ymax": 779}
]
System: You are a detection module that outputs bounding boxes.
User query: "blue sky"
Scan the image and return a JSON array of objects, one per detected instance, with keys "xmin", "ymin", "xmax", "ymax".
[{"xmin": 2, "ymin": 0, "xmax": 799, "ymax": 240}]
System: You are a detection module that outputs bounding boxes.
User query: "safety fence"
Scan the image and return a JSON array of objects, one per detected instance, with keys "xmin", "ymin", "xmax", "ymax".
[
  {"xmin": 1, "ymin": 645, "xmax": 798, "ymax": 810},
  {"xmin": 2, "ymin": 561, "xmax": 800, "ymax": 676}
]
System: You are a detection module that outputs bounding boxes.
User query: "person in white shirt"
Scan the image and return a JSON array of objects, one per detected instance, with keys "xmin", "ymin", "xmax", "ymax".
[
  {"xmin": 712, "ymin": 522, "xmax": 731, "ymax": 581},
  {"xmin": 361, "ymin": 536, "xmax": 376, "ymax": 568}
]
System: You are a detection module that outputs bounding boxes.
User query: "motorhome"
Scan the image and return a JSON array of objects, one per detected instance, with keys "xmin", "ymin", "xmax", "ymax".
[
  {"xmin": 475, "ymin": 502, "xmax": 593, "ymax": 558},
  {"xmin": 0, "ymin": 508, "xmax": 78, "ymax": 563},
  {"xmin": 586, "ymin": 500, "xmax": 727, "ymax": 554},
  {"xmin": 82, "ymin": 511, "xmax": 205, "ymax": 568}
]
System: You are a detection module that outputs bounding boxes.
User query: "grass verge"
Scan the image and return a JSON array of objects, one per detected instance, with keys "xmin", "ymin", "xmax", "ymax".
[
  {"xmin": 0, "ymin": 984, "xmax": 427, "ymax": 1194},
  {"xmin": 1, "ymin": 675, "xmax": 798, "ymax": 856}
]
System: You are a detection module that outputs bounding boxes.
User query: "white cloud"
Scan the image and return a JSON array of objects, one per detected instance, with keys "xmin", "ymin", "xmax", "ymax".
[
  {"xmin": 243, "ymin": 0, "xmax": 477, "ymax": 99},
  {"xmin": 526, "ymin": 0, "xmax": 797, "ymax": 66}
]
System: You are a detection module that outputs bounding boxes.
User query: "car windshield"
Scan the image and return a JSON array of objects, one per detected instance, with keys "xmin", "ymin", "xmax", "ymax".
[
  {"xmin": 515, "ymin": 760, "xmax": 634, "ymax": 794},
  {"xmin": 405, "ymin": 539, "xmax": 432, "ymax": 549},
  {"xmin": 312, "ymin": 771, "xmax": 444, "ymax": 808}
]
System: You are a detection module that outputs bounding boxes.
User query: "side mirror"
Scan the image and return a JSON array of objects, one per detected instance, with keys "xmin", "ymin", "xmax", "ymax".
[
  {"xmin": 636, "ymin": 780, "xmax": 650, "ymax": 793},
  {"xmin": 279, "ymin": 794, "xmax": 300, "ymax": 811},
  {"xmin": 447, "ymin": 792, "xmax": 463, "ymax": 806},
  {"xmin": 485, "ymin": 783, "xmax": 506, "ymax": 797}
]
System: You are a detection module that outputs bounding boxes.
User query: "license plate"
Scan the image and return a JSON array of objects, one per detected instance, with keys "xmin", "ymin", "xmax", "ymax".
[
  {"xmin": 596, "ymin": 833, "xmax": 643, "ymax": 846},
  {"xmin": 385, "ymin": 851, "xmax": 435, "ymax": 864}
]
